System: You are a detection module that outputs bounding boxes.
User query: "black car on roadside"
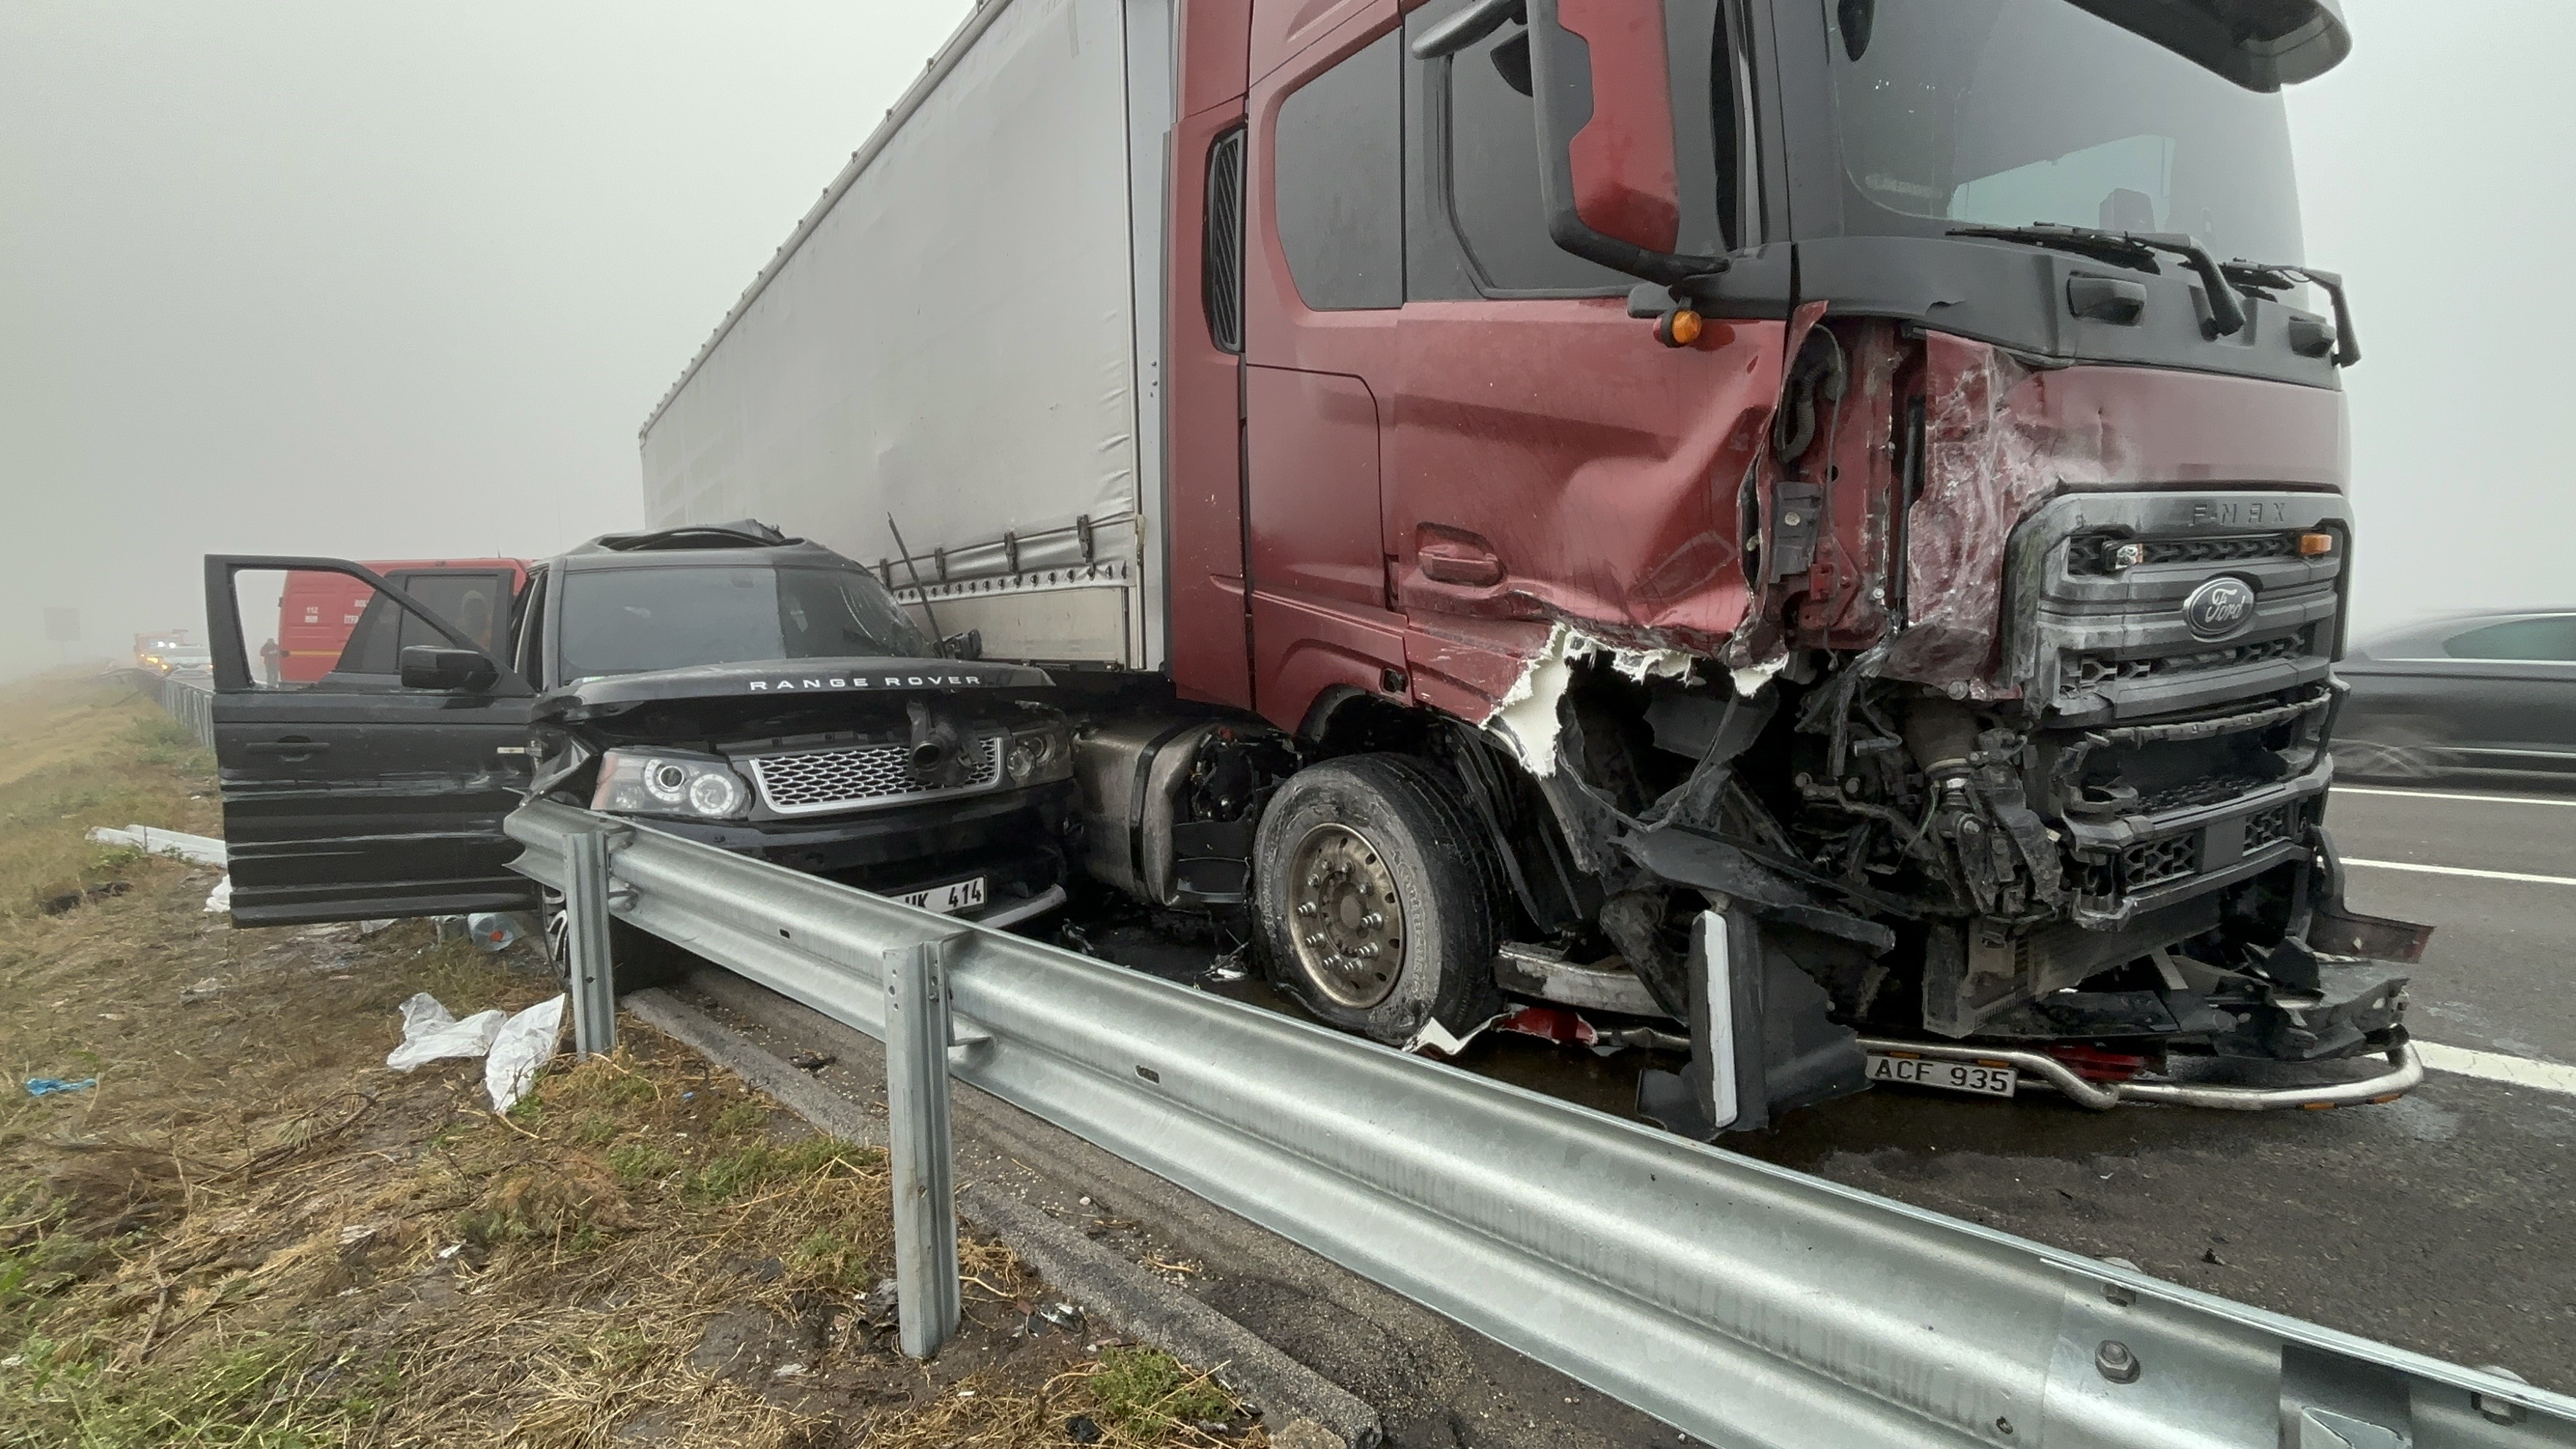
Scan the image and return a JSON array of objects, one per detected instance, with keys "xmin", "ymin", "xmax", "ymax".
[
  {"xmin": 199, "ymin": 522, "xmax": 1076, "ymax": 937},
  {"xmin": 2334, "ymin": 610, "xmax": 2576, "ymax": 784}
]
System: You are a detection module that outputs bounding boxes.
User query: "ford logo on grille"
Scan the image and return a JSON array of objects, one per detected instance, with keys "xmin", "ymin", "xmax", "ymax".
[{"xmin": 2182, "ymin": 577, "xmax": 2257, "ymax": 639}]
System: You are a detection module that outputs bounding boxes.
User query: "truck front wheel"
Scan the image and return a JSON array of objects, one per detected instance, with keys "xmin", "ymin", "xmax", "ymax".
[{"xmin": 1252, "ymin": 755, "xmax": 1502, "ymax": 1045}]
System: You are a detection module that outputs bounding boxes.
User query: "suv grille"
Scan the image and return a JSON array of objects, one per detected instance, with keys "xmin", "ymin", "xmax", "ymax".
[{"xmin": 748, "ymin": 737, "xmax": 1004, "ymax": 816}]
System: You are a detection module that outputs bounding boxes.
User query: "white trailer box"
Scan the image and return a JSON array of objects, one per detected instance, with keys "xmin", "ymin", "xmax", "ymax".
[{"xmin": 640, "ymin": 0, "xmax": 1172, "ymax": 668}]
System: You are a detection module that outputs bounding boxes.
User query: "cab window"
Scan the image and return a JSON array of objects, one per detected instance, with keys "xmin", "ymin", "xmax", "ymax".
[{"xmin": 335, "ymin": 572, "xmax": 512, "ymax": 677}]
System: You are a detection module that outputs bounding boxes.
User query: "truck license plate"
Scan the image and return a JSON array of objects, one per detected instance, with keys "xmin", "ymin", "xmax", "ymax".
[
  {"xmin": 899, "ymin": 877, "xmax": 986, "ymax": 916},
  {"xmin": 1866, "ymin": 1053, "xmax": 2018, "ymax": 1098}
]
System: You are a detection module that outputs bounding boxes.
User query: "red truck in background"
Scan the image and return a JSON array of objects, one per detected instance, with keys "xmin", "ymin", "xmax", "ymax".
[
  {"xmin": 275, "ymin": 560, "xmax": 526, "ymax": 684},
  {"xmin": 626, "ymin": 0, "xmax": 2417, "ymax": 1134}
]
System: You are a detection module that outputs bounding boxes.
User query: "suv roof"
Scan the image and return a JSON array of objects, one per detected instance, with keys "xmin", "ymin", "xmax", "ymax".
[
  {"xmin": 561, "ymin": 520, "xmax": 866, "ymax": 575},
  {"xmin": 580, "ymin": 519, "xmax": 799, "ymax": 553}
]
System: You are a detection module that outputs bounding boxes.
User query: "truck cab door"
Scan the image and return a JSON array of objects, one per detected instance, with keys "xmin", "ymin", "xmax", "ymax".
[
  {"xmin": 204, "ymin": 556, "xmax": 540, "ymax": 926},
  {"xmin": 1386, "ymin": 1, "xmax": 1789, "ymax": 675},
  {"xmin": 1240, "ymin": 1, "xmax": 1408, "ymax": 730}
]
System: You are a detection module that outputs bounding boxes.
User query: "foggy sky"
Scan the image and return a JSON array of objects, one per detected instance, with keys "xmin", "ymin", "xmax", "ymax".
[{"xmin": 2, "ymin": 0, "xmax": 2566, "ymax": 681}]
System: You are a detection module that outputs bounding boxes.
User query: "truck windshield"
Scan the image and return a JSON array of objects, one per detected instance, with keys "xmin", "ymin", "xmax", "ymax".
[
  {"xmin": 1824, "ymin": 0, "xmax": 2304, "ymax": 264},
  {"xmin": 558, "ymin": 564, "xmax": 932, "ymax": 681}
]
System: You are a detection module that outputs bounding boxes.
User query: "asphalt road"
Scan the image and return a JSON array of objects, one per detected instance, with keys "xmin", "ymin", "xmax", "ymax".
[
  {"xmin": 2328, "ymin": 785, "xmax": 2576, "ymax": 1063},
  {"xmin": 1077, "ymin": 780, "xmax": 2576, "ymax": 1394}
]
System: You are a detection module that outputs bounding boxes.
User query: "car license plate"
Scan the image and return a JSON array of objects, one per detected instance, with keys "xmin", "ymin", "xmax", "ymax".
[
  {"xmin": 899, "ymin": 877, "xmax": 986, "ymax": 916},
  {"xmin": 1866, "ymin": 1052, "xmax": 2018, "ymax": 1098}
]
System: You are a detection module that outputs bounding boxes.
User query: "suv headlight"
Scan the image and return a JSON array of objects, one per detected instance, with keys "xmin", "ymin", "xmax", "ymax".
[
  {"xmin": 592, "ymin": 750, "xmax": 752, "ymax": 820},
  {"xmin": 1004, "ymin": 722, "xmax": 1074, "ymax": 785}
]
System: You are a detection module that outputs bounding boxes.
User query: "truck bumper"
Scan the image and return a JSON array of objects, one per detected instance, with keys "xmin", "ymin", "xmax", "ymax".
[{"xmin": 1855, "ymin": 1036, "xmax": 2424, "ymax": 1112}]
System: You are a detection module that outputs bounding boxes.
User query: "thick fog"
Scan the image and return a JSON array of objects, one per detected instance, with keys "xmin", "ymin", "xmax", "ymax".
[{"xmin": 1, "ymin": 0, "xmax": 2566, "ymax": 680}]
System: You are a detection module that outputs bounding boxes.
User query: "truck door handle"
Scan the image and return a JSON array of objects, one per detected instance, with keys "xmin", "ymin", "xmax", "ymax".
[
  {"xmin": 1418, "ymin": 536, "xmax": 1504, "ymax": 587},
  {"xmin": 244, "ymin": 739, "xmax": 329, "ymax": 756}
]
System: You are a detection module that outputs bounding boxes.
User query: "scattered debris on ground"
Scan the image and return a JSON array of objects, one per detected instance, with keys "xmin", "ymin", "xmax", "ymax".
[{"xmin": 0, "ymin": 673, "xmax": 1263, "ymax": 1448}]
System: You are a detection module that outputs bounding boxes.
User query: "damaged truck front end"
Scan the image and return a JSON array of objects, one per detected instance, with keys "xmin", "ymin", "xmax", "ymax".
[
  {"xmin": 1437, "ymin": 0, "xmax": 2423, "ymax": 1134},
  {"xmin": 1505, "ymin": 397, "xmax": 2425, "ymax": 1134}
]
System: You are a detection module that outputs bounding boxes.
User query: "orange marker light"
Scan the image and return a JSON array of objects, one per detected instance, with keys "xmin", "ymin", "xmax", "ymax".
[
  {"xmin": 2296, "ymin": 531, "xmax": 2335, "ymax": 557},
  {"xmin": 1655, "ymin": 308, "xmax": 1704, "ymax": 348}
]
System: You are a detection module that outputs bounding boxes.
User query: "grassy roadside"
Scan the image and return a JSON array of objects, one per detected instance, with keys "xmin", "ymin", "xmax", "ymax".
[{"xmin": 0, "ymin": 673, "xmax": 1258, "ymax": 1448}]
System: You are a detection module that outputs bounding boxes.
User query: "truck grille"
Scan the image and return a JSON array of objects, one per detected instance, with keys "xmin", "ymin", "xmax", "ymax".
[
  {"xmin": 748, "ymin": 737, "xmax": 1005, "ymax": 816},
  {"xmin": 2121, "ymin": 834, "xmax": 2201, "ymax": 890},
  {"xmin": 2073, "ymin": 533, "xmax": 2298, "ymax": 573},
  {"xmin": 2243, "ymin": 801, "xmax": 2299, "ymax": 852},
  {"xmin": 2135, "ymin": 773, "xmax": 2274, "ymax": 814},
  {"xmin": 2012, "ymin": 492, "xmax": 2345, "ymax": 727},
  {"xmin": 2061, "ymin": 631, "xmax": 2311, "ymax": 695},
  {"xmin": 2066, "ymin": 835, "xmax": 2208, "ymax": 901}
]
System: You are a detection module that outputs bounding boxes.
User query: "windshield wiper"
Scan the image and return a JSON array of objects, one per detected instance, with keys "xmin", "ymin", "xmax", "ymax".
[
  {"xmin": 1950, "ymin": 223, "xmax": 2247, "ymax": 337},
  {"xmin": 2223, "ymin": 261, "xmax": 2359, "ymax": 367}
]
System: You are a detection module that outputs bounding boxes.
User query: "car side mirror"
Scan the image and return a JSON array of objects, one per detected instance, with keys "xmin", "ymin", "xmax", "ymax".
[
  {"xmin": 941, "ymin": 629, "xmax": 984, "ymax": 662},
  {"xmin": 400, "ymin": 645, "xmax": 498, "ymax": 692},
  {"xmin": 1520, "ymin": 0, "xmax": 1723, "ymax": 286}
]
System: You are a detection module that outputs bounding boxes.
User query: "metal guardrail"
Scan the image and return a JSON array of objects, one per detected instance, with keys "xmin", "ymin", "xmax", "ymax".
[
  {"xmin": 504, "ymin": 799, "xmax": 2576, "ymax": 1449},
  {"xmin": 125, "ymin": 668, "xmax": 215, "ymax": 749}
]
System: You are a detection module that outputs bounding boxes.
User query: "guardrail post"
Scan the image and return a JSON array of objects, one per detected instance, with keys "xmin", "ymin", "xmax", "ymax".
[
  {"xmin": 885, "ymin": 937, "xmax": 960, "ymax": 1358},
  {"xmin": 564, "ymin": 831, "xmax": 618, "ymax": 1057}
]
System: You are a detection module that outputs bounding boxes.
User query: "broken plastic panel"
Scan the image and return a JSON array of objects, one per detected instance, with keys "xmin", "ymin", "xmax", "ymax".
[{"xmin": 1637, "ymin": 909, "xmax": 1870, "ymax": 1138}]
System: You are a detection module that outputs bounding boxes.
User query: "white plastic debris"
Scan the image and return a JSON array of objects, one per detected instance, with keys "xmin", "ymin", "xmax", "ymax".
[
  {"xmin": 482, "ymin": 995, "xmax": 567, "ymax": 1114},
  {"xmin": 1483, "ymin": 624, "xmax": 1699, "ymax": 777},
  {"xmin": 1401, "ymin": 1011, "xmax": 1508, "ymax": 1059},
  {"xmin": 203, "ymin": 875, "xmax": 232, "ymax": 914},
  {"xmin": 465, "ymin": 912, "xmax": 523, "ymax": 952},
  {"xmin": 87, "ymin": 824, "xmax": 228, "ymax": 866},
  {"xmin": 386, "ymin": 993, "xmax": 507, "ymax": 1072}
]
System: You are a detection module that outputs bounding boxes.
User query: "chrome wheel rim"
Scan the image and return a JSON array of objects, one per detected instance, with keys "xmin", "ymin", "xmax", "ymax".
[{"xmin": 1286, "ymin": 823, "xmax": 1406, "ymax": 1008}]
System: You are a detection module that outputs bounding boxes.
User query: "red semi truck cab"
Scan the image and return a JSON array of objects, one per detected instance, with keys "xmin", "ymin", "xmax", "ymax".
[{"xmin": 637, "ymin": 0, "xmax": 2422, "ymax": 1133}]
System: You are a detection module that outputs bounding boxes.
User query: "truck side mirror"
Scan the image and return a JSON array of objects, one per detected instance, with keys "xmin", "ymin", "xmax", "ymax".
[
  {"xmin": 1521, "ymin": 0, "xmax": 1723, "ymax": 286},
  {"xmin": 400, "ymin": 645, "xmax": 498, "ymax": 693}
]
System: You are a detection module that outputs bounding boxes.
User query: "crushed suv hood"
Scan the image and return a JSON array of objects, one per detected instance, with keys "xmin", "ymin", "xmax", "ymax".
[{"xmin": 537, "ymin": 657, "xmax": 1054, "ymax": 719}]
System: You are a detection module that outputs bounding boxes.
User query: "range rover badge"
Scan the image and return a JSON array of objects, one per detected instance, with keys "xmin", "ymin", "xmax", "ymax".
[{"xmin": 2182, "ymin": 577, "xmax": 2256, "ymax": 639}]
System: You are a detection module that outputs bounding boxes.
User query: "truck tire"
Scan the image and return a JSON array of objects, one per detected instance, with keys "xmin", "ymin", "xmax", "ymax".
[{"xmin": 1252, "ymin": 754, "xmax": 1502, "ymax": 1045}]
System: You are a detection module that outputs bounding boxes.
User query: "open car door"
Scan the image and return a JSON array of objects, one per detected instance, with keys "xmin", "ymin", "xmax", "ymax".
[{"xmin": 204, "ymin": 555, "xmax": 541, "ymax": 926}]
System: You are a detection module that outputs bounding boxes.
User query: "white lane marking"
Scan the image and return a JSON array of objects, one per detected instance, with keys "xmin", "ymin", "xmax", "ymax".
[
  {"xmin": 2334, "ymin": 786, "xmax": 2576, "ymax": 809},
  {"xmin": 2417, "ymin": 1042, "xmax": 2576, "ymax": 1097},
  {"xmin": 2341, "ymin": 858, "xmax": 2576, "ymax": 887}
]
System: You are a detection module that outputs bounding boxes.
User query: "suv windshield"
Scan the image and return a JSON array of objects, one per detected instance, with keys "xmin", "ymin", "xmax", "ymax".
[
  {"xmin": 558, "ymin": 564, "xmax": 932, "ymax": 681},
  {"xmin": 1824, "ymin": 0, "xmax": 2304, "ymax": 264}
]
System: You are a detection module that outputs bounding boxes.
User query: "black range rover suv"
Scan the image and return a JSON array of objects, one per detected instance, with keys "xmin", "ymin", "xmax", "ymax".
[{"xmin": 200, "ymin": 522, "xmax": 1074, "ymax": 935}]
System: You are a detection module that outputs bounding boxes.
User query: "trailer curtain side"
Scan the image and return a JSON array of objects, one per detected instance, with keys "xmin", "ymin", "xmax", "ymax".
[{"xmin": 641, "ymin": 0, "xmax": 1172, "ymax": 668}]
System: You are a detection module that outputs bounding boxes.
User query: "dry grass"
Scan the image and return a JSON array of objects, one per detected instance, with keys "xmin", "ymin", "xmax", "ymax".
[{"xmin": 0, "ymin": 672, "xmax": 1265, "ymax": 1448}]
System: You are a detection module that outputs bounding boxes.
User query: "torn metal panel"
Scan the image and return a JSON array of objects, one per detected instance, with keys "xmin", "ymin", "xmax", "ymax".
[
  {"xmin": 1883, "ymin": 333, "xmax": 2111, "ymax": 694},
  {"xmin": 1480, "ymin": 622, "xmax": 1699, "ymax": 777}
]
